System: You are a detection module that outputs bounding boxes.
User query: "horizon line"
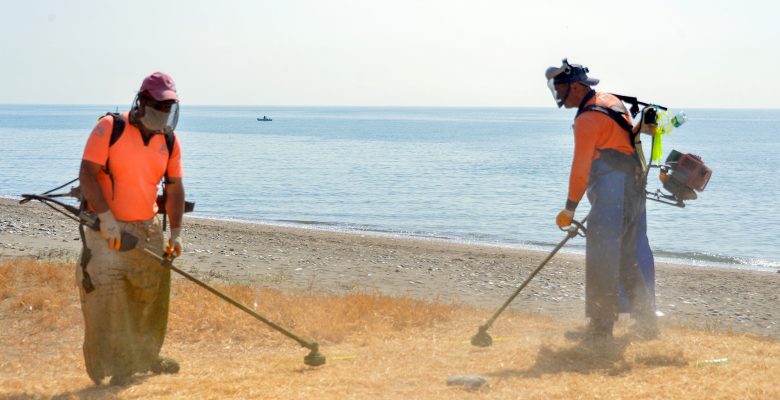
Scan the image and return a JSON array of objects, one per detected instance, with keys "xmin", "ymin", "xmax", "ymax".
[{"xmin": 1, "ymin": 103, "xmax": 779, "ymax": 111}]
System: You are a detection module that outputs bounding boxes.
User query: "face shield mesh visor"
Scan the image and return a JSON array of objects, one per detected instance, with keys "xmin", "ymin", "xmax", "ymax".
[
  {"xmin": 134, "ymin": 95, "xmax": 180, "ymax": 134},
  {"xmin": 547, "ymin": 78, "xmax": 568, "ymax": 108},
  {"xmin": 545, "ymin": 65, "xmax": 570, "ymax": 108}
]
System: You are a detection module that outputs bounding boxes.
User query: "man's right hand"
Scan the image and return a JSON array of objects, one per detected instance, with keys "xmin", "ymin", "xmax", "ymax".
[
  {"xmin": 166, "ymin": 227, "xmax": 183, "ymax": 258},
  {"xmin": 98, "ymin": 210, "xmax": 121, "ymax": 250},
  {"xmin": 556, "ymin": 208, "xmax": 575, "ymax": 228}
]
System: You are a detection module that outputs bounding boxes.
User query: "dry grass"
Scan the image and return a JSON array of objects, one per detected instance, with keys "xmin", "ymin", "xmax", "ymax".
[
  {"xmin": 1, "ymin": 258, "xmax": 778, "ymax": 399},
  {"xmin": 167, "ymin": 279, "xmax": 458, "ymax": 344}
]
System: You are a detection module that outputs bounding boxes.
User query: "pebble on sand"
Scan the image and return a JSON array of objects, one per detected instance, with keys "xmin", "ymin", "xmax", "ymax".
[{"xmin": 446, "ymin": 375, "xmax": 488, "ymax": 390}]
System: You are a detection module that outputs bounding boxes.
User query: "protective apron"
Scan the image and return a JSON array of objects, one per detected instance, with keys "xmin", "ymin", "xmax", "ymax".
[
  {"xmin": 77, "ymin": 217, "xmax": 170, "ymax": 383},
  {"xmin": 585, "ymin": 150, "xmax": 655, "ymax": 321}
]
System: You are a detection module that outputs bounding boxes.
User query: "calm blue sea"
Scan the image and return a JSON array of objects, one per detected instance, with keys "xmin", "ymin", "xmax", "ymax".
[{"xmin": 1, "ymin": 105, "xmax": 778, "ymax": 272}]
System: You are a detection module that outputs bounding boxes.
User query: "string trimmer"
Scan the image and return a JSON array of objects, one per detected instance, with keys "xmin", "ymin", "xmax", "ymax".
[
  {"xmin": 471, "ymin": 217, "xmax": 587, "ymax": 347},
  {"xmin": 20, "ymin": 180, "xmax": 326, "ymax": 367},
  {"xmin": 125, "ymin": 234, "xmax": 327, "ymax": 367}
]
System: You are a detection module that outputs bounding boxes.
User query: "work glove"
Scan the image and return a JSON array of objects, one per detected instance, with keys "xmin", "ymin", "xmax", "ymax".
[
  {"xmin": 166, "ymin": 228, "xmax": 183, "ymax": 258},
  {"xmin": 555, "ymin": 208, "xmax": 575, "ymax": 228},
  {"xmin": 97, "ymin": 210, "xmax": 121, "ymax": 250}
]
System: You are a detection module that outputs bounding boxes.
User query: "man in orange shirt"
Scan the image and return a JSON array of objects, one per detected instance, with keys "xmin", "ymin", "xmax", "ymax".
[
  {"xmin": 545, "ymin": 59, "xmax": 657, "ymax": 341},
  {"xmin": 78, "ymin": 72, "xmax": 185, "ymax": 385}
]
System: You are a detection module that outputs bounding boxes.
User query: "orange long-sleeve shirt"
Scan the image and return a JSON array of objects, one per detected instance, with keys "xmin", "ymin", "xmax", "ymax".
[{"xmin": 567, "ymin": 92, "xmax": 634, "ymax": 210}]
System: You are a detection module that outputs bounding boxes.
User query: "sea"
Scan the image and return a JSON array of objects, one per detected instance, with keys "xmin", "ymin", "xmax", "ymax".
[{"xmin": 1, "ymin": 105, "xmax": 778, "ymax": 272}]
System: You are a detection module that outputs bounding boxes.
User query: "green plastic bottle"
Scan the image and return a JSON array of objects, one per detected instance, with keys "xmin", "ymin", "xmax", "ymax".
[{"xmin": 672, "ymin": 111, "xmax": 688, "ymax": 128}]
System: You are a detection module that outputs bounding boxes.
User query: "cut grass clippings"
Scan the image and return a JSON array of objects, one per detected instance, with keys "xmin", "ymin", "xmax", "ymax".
[{"xmin": 0, "ymin": 258, "xmax": 778, "ymax": 399}]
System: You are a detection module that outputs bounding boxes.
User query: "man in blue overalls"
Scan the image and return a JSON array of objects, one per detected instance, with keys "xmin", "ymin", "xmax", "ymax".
[{"xmin": 545, "ymin": 59, "xmax": 658, "ymax": 340}]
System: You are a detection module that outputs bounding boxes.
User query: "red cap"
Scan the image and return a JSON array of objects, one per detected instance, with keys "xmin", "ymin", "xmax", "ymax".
[{"xmin": 139, "ymin": 72, "xmax": 178, "ymax": 101}]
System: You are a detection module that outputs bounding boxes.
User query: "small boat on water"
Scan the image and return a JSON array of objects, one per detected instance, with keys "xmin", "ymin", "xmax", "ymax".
[{"xmin": 257, "ymin": 116, "xmax": 272, "ymax": 121}]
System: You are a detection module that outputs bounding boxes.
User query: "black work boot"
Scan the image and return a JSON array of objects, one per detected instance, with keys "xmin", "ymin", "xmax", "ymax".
[
  {"xmin": 565, "ymin": 319, "xmax": 614, "ymax": 342},
  {"xmin": 87, "ymin": 369, "xmax": 104, "ymax": 386},
  {"xmin": 150, "ymin": 356, "xmax": 180, "ymax": 374},
  {"xmin": 109, "ymin": 373, "xmax": 131, "ymax": 386},
  {"xmin": 586, "ymin": 319, "xmax": 614, "ymax": 341},
  {"xmin": 107, "ymin": 364, "xmax": 134, "ymax": 386}
]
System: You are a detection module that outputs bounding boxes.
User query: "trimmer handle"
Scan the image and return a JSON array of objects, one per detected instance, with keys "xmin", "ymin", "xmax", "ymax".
[
  {"xmin": 119, "ymin": 233, "xmax": 139, "ymax": 251},
  {"xmin": 81, "ymin": 212, "xmax": 139, "ymax": 252},
  {"xmin": 558, "ymin": 218, "xmax": 587, "ymax": 238}
]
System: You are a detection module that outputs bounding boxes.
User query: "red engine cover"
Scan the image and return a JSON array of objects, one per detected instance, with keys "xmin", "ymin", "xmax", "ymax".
[{"xmin": 675, "ymin": 153, "xmax": 712, "ymax": 192}]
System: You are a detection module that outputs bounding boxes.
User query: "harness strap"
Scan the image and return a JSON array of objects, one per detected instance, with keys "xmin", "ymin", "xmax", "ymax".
[
  {"xmin": 101, "ymin": 112, "xmax": 178, "ymax": 233},
  {"xmin": 578, "ymin": 104, "xmax": 634, "ymax": 134},
  {"xmin": 575, "ymin": 93, "xmax": 642, "ymax": 166},
  {"xmin": 77, "ymin": 199, "xmax": 96, "ymax": 293},
  {"xmin": 575, "ymin": 92, "xmax": 647, "ymax": 192},
  {"xmin": 103, "ymin": 112, "xmax": 175, "ymax": 179}
]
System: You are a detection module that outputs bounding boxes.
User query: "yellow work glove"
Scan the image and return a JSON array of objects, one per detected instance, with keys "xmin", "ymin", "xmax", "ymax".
[
  {"xmin": 97, "ymin": 210, "xmax": 121, "ymax": 250},
  {"xmin": 555, "ymin": 209, "xmax": 574, "ymax": 228},
  {"xmin": 166, "ymin": 228, "xmax": 183, "ymax": 258}
]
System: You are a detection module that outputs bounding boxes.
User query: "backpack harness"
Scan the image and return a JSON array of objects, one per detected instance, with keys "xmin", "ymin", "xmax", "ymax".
[
  {"xmin": 575, "ymin": 91, "xmax": 638, "ymax": 149},
  {"xmin": 104, "ymin": 112, "xmax": 176, "ymax": 180},
  {"xmin": 78, "ymin": 112, "xmax": 178, "ymax": 293},
  {"xmin": 574, "ymin": 90, "xmax": 652, "ymax": 192}
]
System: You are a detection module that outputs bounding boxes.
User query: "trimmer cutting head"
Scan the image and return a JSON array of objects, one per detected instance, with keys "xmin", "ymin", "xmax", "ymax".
[
  {"xmin": 303, "ymin": 344, "xmax": 327, "ymax": 366},
  {"xmin": 470, "ymin": 326, "xmax": 493, "ymax": 347}
]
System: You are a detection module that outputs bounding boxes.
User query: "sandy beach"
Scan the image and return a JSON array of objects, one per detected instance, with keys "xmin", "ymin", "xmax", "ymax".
[{"xmin": 1, "ymin": 197, "xmax": 778, "ymax": 339}]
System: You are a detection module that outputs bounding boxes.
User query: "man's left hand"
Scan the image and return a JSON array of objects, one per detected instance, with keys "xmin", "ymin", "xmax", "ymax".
[{"xmin": 166, "ymin": 228, "xmax": 183, "ymax": 258}]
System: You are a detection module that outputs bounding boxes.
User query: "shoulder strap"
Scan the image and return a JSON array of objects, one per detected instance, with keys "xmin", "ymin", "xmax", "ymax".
[
  {"xmin": 576, "ymin": 102, "xmax": 643, "ymax": 166},
  {"xmin": 104, "ymin": 112, "xmax": 174, "ymax": 167},
  {"xmin": 103, "ymin": 113, "xmax": 125, "ymax": 175},
  {"xmin": 105, "ymin": 112, "xmax": 173, "ymax": 157},
  {"xmin": 164, "ymin": 132, "xmax": 175, "ymax": 159},
  {"xmin": 577, "ymin": 104, "xmax": 634, "ymax": 134},
  {"xmin": 106, "ymin": 112, "xmax": 125, "ymax": 146},
  {"xmin": 163, "ymin": 133, "xmax": 175, "ymax": 181}
]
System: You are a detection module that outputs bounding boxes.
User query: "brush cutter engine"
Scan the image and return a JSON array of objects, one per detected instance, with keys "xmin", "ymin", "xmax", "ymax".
[
  {"xmin": 592, "ymin": 94, "xmax": 713, "ymax": 209},
  {"xmin": 649, "ymin": 149, "xmax": 712, "ymax": 207}
]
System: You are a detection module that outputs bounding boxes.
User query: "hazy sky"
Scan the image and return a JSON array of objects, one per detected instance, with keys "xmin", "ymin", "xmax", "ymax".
[{"xmin": 2, "ymin": 0, "xmax": 777, "ymax": 108}]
